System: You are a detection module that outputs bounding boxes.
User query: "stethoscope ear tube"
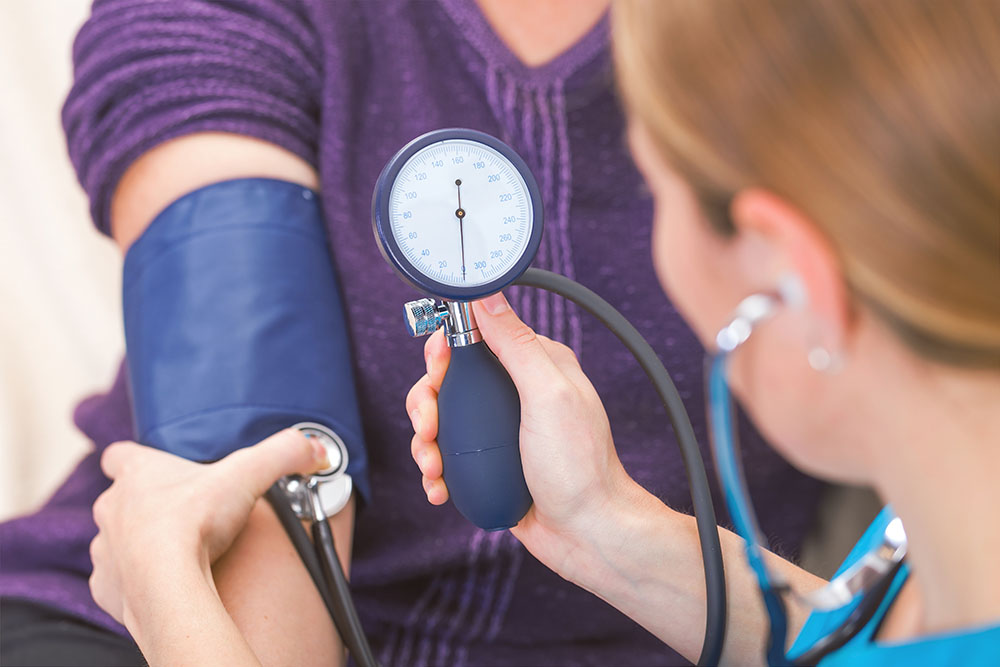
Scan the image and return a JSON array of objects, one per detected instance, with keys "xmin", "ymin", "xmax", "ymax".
[
  {"xmin": 708, "ymin": 294, "xmax": 908, "ymax": 666},
  {"xmin": 707, "ymin": 352, "xmax": 791, "ymax": 666}
]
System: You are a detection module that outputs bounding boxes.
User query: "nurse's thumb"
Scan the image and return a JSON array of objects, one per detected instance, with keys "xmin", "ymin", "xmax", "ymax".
[
  {"xmin": 220, "ymin": 428, "xmax": 331, "ymax": 499},
  {"xmin": 473, "ymin": 293, "xmax": 559, "ymax": 397}
]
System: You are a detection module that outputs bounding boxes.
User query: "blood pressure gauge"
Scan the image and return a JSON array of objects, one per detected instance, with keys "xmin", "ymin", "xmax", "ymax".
[
  {"xmin": 373, "ymin": 128, "xmax": 543, "ymax": 300},
  {"xmin": 372, "ymin": 129, "xmax": 542, "ymax": 531}
]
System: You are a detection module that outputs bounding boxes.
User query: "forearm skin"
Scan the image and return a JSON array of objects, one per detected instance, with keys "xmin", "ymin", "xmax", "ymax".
[{"xmin": 563, "ymin": 481, "xmax": 824, "ymax": 665}]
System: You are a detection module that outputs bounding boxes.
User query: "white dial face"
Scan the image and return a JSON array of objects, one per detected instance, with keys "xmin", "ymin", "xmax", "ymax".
[{"xmin": 388, "ymin": 138, "xmax": 533, "ymax": 288}]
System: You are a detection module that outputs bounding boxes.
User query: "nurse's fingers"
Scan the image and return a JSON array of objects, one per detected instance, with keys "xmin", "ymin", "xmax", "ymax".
[
  {"xmin": 472, "ymin": 294, "xmax": 561, "ymax": 399},
  {"xmin": 410, "ymin": 433, "xmax": 443, "ymax": 480},
  {"xmin": 536, "ymin": 335, "xmax": 604, "ymax": 404},
  {"xmin": 423, "ymin": 328, "xmax": 450, "ymax": 389},
  {"xmin": 405, "ymin": 375, "xmax": 439, "ymax": 441},
  {"xmin": 219, "ymin": 428, "xmax": 330, "ymax": 499},
  {"xmin": 100, "ymin": 441, "xmax": 144, "ymax": 480},
  {"xmin": 422, "ymin": 474, "xmax": 449, "ymax": 505},
  {"xmin": 536, "ymin": 335, "xmax": 588, "ymax": 383}
]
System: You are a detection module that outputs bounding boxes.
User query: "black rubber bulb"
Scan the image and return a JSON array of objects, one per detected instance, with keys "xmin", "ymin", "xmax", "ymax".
[{"xmin": 436, "ymin": 340, "xmax": 532, "ymax": 531}]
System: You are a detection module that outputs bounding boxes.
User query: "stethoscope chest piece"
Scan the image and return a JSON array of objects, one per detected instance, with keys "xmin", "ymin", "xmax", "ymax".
[{"xmin": 280, "ymin": 422, "xmax": 353, "ymax": 521}]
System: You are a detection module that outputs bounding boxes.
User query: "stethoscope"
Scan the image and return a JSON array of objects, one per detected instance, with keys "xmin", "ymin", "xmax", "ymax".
[
  {"xmin": 709, "ymin": 284, "xmax": 909, "ymax": 665},
  {"xmin": 267, "ymin": 423, "xmax": 378, "ymax": 667}
]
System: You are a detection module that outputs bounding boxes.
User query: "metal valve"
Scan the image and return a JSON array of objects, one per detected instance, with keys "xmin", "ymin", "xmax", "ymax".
[
  {"xmin": 403, "ymin": 299, "xmax": 483, "ymax": 348},
  {"xmin": 404, "ymin": 298, "xmax": 448, "ymax": 337}
]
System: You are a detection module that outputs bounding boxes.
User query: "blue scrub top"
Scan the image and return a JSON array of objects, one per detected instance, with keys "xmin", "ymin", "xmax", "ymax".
[{"xmin": 789, "ymin": 507, "xmax": 1000, "ymax": 665}]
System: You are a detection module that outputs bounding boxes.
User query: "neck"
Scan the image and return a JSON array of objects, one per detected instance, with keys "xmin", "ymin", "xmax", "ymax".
[
  {"xmin": 474, "ymin": 0, "xmax": 609, "ymax": 67},
  {"xmin": 862, "ymin": 358, "xmax": 1000, "ymax": 638}
]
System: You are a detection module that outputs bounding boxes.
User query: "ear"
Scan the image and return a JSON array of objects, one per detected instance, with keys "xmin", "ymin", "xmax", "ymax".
[{"xmin": 730, "ymin": 188, "xmax": 853, "ymax": 348}]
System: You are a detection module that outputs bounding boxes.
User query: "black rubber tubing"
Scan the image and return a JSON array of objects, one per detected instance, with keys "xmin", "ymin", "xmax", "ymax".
[
  {"xmin": 514, "ymin": 268, "xmax": 728, "ymax": 667},
  {"xmin": 264, "ymin": 487, "xmax": 379, "ymax": 667},
  {"xmin": 311, "ymin": 518, "xmax": 379, "ymax": 667}
]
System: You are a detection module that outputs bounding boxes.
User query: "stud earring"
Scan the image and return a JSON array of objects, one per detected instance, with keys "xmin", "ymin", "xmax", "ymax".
[{"xmin": 808, "ymin": 346, "xmax": 843, "ymax": 374}]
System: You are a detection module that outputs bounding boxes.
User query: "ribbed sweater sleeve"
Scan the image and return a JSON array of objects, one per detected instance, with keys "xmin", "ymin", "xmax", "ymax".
[{"xmin": 63, "ymin": 0, "xmax": 323, "ymax": 235}]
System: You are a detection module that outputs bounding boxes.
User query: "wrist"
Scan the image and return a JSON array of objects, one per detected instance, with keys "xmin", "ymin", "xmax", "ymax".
[
  {"xmin": 121, "ymin": 555, "xmax": 217, "ymax": 646},
  {"xmin": 563, "ymin": 477, "xmax": 686, "ymax": 600}
]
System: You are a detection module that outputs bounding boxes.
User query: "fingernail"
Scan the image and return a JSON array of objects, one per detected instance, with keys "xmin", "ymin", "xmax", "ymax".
[
  {"xmin": 309, "ymin": 437, "xmax": 331, "ymax": 468},
  {"xmin": 410, "ymin": 408, "xmax": 422, "ymax": 433},
  {"xmin": 482, "ymin": 293, "xmax": 509, "ymax": 315}
]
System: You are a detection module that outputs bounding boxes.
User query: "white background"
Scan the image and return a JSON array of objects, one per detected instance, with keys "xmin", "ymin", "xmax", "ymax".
[{"xmin": 0, "ymin": 0, "xmax": 123, "ymax": 519}]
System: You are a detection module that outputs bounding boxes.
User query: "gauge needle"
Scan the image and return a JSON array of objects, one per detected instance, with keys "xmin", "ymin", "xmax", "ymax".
[{"xmin": 455, "ymin": 179, "xmax": 466, "ymax": 281}]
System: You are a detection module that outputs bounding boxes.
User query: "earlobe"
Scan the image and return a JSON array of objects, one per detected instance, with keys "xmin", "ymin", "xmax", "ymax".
[{"xmin": 775, "ymin": 272, "xmax": 845, "ymax": 373}]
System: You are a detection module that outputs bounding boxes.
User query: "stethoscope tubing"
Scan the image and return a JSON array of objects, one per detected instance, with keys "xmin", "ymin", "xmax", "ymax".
[
  {"xmin": 265, "ymin": 485, "xmax": 380, "ymax": 667},
  {"xmin": 707, "ymin": 317, "xmax": 906, "ymax": 665}
]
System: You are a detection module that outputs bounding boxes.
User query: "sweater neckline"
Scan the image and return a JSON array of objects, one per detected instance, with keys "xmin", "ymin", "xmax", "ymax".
[{"xmin": 435, "ymin": 0, "xmax": 610, "ymax": 86}]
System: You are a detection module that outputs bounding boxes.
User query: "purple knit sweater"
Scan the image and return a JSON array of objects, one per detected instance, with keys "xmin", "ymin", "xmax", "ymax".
[{"xmin": 1, "ymin": 1, "xmax": 823, "ymax": 664}]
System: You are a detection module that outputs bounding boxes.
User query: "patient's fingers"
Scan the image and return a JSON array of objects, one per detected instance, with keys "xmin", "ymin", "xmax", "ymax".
[{"xmin": 410, "ymin": 433, "xmax": 443, "ymax": 479}]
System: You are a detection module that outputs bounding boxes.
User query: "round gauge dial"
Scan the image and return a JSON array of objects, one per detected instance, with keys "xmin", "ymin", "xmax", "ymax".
[{"xmin": 373, "ymin": 129, "xmax": 543, "ymax": 301}]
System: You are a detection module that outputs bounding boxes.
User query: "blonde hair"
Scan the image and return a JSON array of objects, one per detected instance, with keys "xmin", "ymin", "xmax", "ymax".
[{"xmin": 613, "ymin": 0, "xmax": 1000, "ymax": 367}]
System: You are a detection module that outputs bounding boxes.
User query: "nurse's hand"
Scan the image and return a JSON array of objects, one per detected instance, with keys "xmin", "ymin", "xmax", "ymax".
[
  {"xmin": 89, "ymin": 429, "xmax": 330, "ymax": 628},
  {"xmin": 406, "ymin": 293, "xmax": 639, "ymax": 581}
]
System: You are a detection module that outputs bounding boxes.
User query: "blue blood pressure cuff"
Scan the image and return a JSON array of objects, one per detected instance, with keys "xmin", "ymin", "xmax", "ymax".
[{"xmin": 122, "ymin": 178, "xmax": 371, "ymax": 505}]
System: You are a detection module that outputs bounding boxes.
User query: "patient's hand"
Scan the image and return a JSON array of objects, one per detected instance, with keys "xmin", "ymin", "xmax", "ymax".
[
  {"xmin": 89, "ymin": 429, "xmax": 329, "ymax": 628},
  {"xmin": 405, "ymin": 292, "xmax": 638, "ymax": 585}
]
